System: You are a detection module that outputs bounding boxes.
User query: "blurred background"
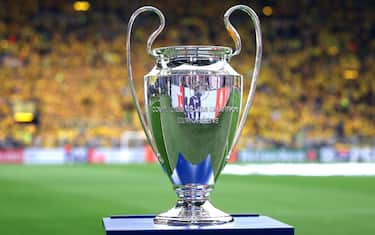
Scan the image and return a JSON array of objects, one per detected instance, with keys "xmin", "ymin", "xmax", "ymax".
[
  {"xmin": 0, "ymin": 0, "xmax": 373, "ymax": 153},
  {"xmin": 0, "ymin": 0, "xmax": 374, "ymax": 235}
]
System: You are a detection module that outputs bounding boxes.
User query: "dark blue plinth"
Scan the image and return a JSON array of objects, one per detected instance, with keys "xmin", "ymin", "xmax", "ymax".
[{"xmin": 102, "ymin": 214, "xmax": 294, "ymax": 235}]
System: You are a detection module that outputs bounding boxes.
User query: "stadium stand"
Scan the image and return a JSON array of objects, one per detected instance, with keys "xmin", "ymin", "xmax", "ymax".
[{"xmin": 0, "ymin": 0, "xmax": 374, "ymax": 148}]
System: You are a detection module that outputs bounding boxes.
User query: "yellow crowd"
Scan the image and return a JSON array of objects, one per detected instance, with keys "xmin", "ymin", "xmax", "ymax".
[{"xmin": 0, "ymin": 1, "xmax": 374, "ymax": 148}]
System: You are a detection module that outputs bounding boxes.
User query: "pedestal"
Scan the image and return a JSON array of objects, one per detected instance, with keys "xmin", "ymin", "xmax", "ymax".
[{"xmin": 102, "ymin": 214, "xmax": 294, "ymax": 235}]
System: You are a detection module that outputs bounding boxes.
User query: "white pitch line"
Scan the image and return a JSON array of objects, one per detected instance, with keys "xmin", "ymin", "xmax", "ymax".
[{"xmin": 222, "ymin": 163, "xmax": 375, "ymax": 176}]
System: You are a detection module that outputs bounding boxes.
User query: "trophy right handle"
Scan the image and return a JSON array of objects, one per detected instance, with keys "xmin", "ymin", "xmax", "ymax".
[
  {"xmin": 224, "ymin": 5, "xmax": 263, "ymax": 153},
  {"xmin": 126, "ymin": 6, "xmax": 165, "ymax": 154}
]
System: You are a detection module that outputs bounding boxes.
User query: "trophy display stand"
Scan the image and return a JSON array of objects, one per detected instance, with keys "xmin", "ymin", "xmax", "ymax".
[{"xmin": 102, "ymin": 214, "xmax": 294, "ymax": 235}]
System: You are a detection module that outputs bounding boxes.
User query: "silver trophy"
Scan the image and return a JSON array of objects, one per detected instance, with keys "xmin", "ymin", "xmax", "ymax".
[{"xmin": 126, "ymin": 5, "xmax": 262, "ymax": 225}]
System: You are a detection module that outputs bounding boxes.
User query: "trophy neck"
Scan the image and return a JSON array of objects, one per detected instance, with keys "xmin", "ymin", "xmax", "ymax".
[{"xmin": 175, "ymin": 184, "xmax": 213, "ymax": 203}]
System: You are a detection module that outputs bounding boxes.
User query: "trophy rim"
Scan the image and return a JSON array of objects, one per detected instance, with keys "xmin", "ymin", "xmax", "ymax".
[{"xmin": 153, "ymin": 45, "xmax": 233, "ymax": 59}]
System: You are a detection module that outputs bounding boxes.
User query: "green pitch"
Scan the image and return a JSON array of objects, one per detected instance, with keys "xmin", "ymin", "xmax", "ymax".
[{"xmin": 0, "ymin": 165, "xmax": 374, "ymax": 235}]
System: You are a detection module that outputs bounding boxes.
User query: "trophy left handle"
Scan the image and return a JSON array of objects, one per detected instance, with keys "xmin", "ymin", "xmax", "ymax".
[
  {"xmin": 126, "ymin": 6, "xmax": 165, "ymax": 154},
  {"xmin": 224, "ymin": 5, "xmax": 263, "ymax": 153}
]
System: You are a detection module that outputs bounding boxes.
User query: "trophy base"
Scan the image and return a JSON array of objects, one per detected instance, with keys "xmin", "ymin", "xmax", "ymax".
[{"xmin": 154, "ymin": 200, "xmax": 233, "ymax": 225}]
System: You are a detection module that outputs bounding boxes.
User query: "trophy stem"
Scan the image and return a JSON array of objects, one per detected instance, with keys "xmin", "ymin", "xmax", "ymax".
[
  {"xmin": 154, "ymin": 184, "xmax": 233, "ymax": 225},
  {"xmin": 176, "ymin": 184, "xmax": 211, "ymax": 202}
]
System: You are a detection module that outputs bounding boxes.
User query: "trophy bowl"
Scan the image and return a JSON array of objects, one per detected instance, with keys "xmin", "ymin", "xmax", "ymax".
[{"xmin": 126, "ymin": 5, "xmax": 262, "ymax": 225}]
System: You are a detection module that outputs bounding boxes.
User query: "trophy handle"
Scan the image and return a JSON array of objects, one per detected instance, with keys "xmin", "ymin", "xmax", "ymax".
[
  {"xmin": 126, "ymin": 6, "xmax": 165, "ymax": 154},
  {"xmin": 224, "ymin": 5, "xmax": 263, "ymax": 152}
]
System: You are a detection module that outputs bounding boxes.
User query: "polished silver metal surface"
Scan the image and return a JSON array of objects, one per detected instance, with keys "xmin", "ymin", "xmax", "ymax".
[
  {"xmin": 126, "ymin": 5, "xmax": 262, "ymax": 225},
  {"xmin": 224, "ymin": 4, "xmax": 263, "ymax": 157},
  {"xmin": 126, "ymin": 6, "xmax": 164, "ymax": 155}
]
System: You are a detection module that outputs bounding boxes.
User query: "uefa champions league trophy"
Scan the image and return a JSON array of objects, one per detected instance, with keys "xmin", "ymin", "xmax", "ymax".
[{"xmin": 126, "ymin": 5, "xmax": 262, "ymax": 225}]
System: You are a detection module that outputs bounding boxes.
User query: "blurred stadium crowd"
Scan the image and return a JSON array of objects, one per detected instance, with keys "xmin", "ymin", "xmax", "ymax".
[{"xmin": 0, "ymin": 0, "xmax": 374, "ymax": 149}]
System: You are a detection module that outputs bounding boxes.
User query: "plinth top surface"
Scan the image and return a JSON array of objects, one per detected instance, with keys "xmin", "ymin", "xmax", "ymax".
[{"xmin": 103, "ymin": 214, "xmax": 294, "ymax": 234}]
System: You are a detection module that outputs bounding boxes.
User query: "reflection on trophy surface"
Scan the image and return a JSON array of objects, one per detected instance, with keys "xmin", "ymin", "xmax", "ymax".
[
  {"xmin": 145, "ymin": 48, "xmax": 242, "ymax": 224},
  {"xmin": 126, "ymin": 5, "xmax": 262, "ymax": 225},
  {"xmin": 146, "ymin": 56, "xmax": 242, "ymax": 181}
]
